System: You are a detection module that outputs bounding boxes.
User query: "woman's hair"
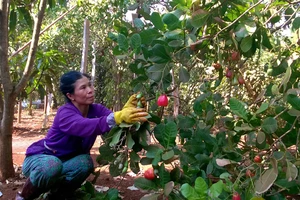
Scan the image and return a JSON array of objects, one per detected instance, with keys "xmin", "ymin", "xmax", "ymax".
[{"xmin": 59, "ymin": 71, "xmax": 91, "ymax": 102}]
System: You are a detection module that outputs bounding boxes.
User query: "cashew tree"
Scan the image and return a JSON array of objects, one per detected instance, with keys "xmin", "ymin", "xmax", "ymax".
[{"xmin": 0, "ymin": 0, "xmax": 66, "ymax": 181}]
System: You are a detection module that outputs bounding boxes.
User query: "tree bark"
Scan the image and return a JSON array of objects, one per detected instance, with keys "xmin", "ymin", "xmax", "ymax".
[
  {"xmin": 0, "ymin": 0, "xmax": 15, "ymax": 181},
  {"xmin": 80, "ymin": 19, "xmax": 90, "ymax": 73},
  {"xmin": 0, "ymin": 0, "xmax": 47, "ymax": 181},
  {"xmin": 17, "ymin": 100, "xmax": 22, "ymax": 123}
]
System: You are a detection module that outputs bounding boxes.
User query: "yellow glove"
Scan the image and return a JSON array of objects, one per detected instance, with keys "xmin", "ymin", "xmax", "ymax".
[
  {"xmin": 114, "ymin": 107, "xmax": 148, "ymax": 124},
  {"xmin": 123, "ymin": 94, "xmax": 147, "ymax": 109}
]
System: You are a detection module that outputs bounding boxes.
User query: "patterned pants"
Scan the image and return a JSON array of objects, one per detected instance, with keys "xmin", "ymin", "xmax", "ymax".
[{"xmin": 22, "ymin": 154, "xmax": 94, "ymax": 190}]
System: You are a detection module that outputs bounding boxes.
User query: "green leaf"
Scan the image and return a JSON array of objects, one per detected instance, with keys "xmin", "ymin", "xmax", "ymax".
[
  {"xmin": 209, "ymin": 180, "xmax": 224, "ymax": 199},
  {"xmin": 145, "ymin": 144, "xmax": 163, "ymax": 158},
  {"xmin": 126, "ymin": 133, "xmax": 135, "ymax": 150},
  {"xmin": 162, "ymin": 150, "xmax": 174, "ymax": 161},
  {"xmin": 267, "ymin": 59, "xmax": 288, "ymax": 76},
  {"xmin": 235, "ymin": 21, "xmax": 257, "ymax": 38},
  {"xmin": 127, "ymin": 3, "xmax": 139, "ymax": 10},
  {"xmin": 164, "ymin": 29, "xmax": 183, "ymax": 40},
  {"xmin": 82, "ymin": 181, "xmax": 95, "ymax": 197},
  {"xmin": 191, "ymin": 12, "xmax": 209, "ymax": 28},
  {"xmin": 250, "ymin": 197, "xmax": 265, "ymax": 200},
  {"xmin": 130, "ymin": 33, "xmax": 141, "ymax": 50},
  {"xmin": 273, "ymin": 151, "xmax": 284, "ymax": 161},
  {"xmin": 234, "ymin": 123, "xmax": 253, "ymax": 132},
  {"xmin": 97, "ymin": 144, "xmax": 116, "ymax": 162},
  {"xmin": 107, "ymin": 188, "xmax": 120, "ymax": 200},
  {"xmin": 229, "ymin": 98, "xmax": 248, "ymax": 121},
  {"xmin": 179, "ymin": 67, "xmax": 190, "ymax": 83},
  {"xmin": 168, "ymin": 40, "xmax": 184, "ymax": 48},
  {"xmin": 288, "ymin": 108, "xmax": 300, "ymax": 116},
  {"xmin": 117, "ymin": 34, "xmax": 128, "ymax": 51},
  {"xmin": 150, "ymin": 12, "xmax": 164, "ymax": 31},
  {"xmin": 158, "ymin": 164, "xmax": 171, "ymax": 185},
  {"xmin": 256, "ymin": 131, "xmax": 266, "ymax": 149},
  {"xmin": 147, "ymin": 64, "xmax": 165, "ymax": 82},
  {"xmin": 281, "ymin": 66, "xmax": 291, "ymax": 92},
  {"xmin": 255, "ymin": 103, "xmax": 269, "ymax": 115},
  {"xmin": 194, "ymin": 177, "xmax": 208, "ymax": 197},
  {"xmin": 9, "ymin": 9, "xmax": 17, "ymax": 32},
  {"xmin": 162, "ymin": 13, "xmax": 179, "ymax": 29},
  {"xmin": 241, "ymin": 36, "xmax": 253, "ymax": 52},
  {"xmin": 261, "ymin": 29, "xmax": 273, "ymax": 49},
  {"xmin": 255, "ymin": 167, "xmax": 278, "ymax": 194},
  {"xmin": 235, "ymin": 24, "xmax": 249, "ymax": 38},
  {"xmin": 184, "ymin": 140, "xmax": 206, "ymax": 154},
  {"xmin": 109, "ymin": 128, "xmax": 122, "ymax": 147},
  {"xmin": 18, "ymin": 7, "xmax": 33, "ymax": 28},
  {"xmin": 287, "ymin": 94, "xmax": 300, "ymax": 110},
  {"xmin": 139, "ymin": 29, "xmax": 161, "ymax": 45},
  {"xmin": 261, "ymin": 117, "xmax": 278, "ymax": 134},
  {"xmin": 180, "ymin": 183, "xmax": 200, "ymax": 199},
  {"xmin": 286, "ymin": 161, "xmax": 298, "ymax": 181},
  {"xmin": 108, "ymin": 32, "xmax": 118, "ymax": 41},
  {"xmin": 271, "ymin": 84, "xmax": 279, "ymax": 95},
  {"xmin": 154, "ymin": 121, "xmax": 177, "ymax": 149},
  {"xmin": 177, "ymin": 115, "xmax": 196, "ymax": 129},
  {"xmin": 292, "ymin": 17, "xmax": 300, "ymax": 31},
  {"xmin": 164, "ymin": 181, "xmax": 174, "ymax": 196},
  {"xmin": 134, "ymin": 177, "xmax": 158, "ymax": 190},
  {"xmin": 133, "ymin": 18, "xmax": 144, "ymax": 29},
  {"xmin": 151, "ymin": 44, "xmax": 171, "ymax": 63}
]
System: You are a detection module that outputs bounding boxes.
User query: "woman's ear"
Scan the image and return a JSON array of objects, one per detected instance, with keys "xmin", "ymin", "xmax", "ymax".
[{"xmin": 66, "ymin": 93, "xmax": 75, "ymax": 101}]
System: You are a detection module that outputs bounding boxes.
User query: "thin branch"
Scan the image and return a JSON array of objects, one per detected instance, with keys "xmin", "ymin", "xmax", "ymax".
[
  {"xmin": 214, "ymin": 0, "xmax": 264, "ymax": 38},
  {"xmin": 9, "ymin": 4, "xmax": 77, "ymax": 59},
  {"xmin": 264, "ymin": 7, "xmax": 285, "ymax": 25},
  {"xmin": 14, "ymin": 0, "xmax": 47, "ymax": 95},
  {"xmin": 272, "ymin": 117, "xmax": 299, "ymax": 147},
  {"xmin": 271, "ymin": 6, "xmax": 300, "ymax": 33}
]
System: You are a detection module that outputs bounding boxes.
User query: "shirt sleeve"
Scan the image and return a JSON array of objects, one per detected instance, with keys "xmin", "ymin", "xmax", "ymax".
[
  {"xmin": 106, "ymin": 112, "xmax": 116, "ymax": 128},
  {"xmin": 57, "ymin": 104, "xmax": 112, "ymax": 137}
]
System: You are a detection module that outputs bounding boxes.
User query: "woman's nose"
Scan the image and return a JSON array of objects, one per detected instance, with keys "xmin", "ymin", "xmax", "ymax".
[{"xmin": 88, "ymin": 86, "xmax": 94, "ymax": 93}]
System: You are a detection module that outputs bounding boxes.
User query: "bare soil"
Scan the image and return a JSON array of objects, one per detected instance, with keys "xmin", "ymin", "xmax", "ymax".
[{"xmin": 0, "ymin": 109, "xmax": 150, "ymax": 200}]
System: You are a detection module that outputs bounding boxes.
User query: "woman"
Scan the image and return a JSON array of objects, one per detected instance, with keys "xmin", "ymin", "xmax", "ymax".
[{"xmin": 16, "ymin": 71, "xmax": 148, "ymax": 200}]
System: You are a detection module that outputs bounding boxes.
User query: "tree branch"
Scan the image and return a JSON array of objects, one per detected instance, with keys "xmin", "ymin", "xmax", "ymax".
[
  {"xmin": 9, "ymin": 4, "xmax": 77, "ymax": 59},
  {"xmin": 271, "ymin": 6, "xmax": 300, "ymax": 33},
  {"xmin": 14, "ymin": 0, "xmax": 47, "ymax": 95},
  {"xmin": 214, "ymin": 0, "xmax": 264, "ymax": 38}
]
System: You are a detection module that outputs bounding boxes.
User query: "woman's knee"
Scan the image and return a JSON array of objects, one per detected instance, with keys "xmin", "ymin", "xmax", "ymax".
[
  {"xmin": 26, "ymin": 156, "xmax": 63, "ymax": 188},
  {"xmin": 77, "ymin": 154, "xmax": 94, "ymax": 173}
]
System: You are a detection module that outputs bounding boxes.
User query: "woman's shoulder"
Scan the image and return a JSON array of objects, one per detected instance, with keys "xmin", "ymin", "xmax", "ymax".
[
  {"xmin": 89, "ymin": 103, "xmax": 112, "ymax": 115},
  {"xmin": 57, "ymin": 103, "xmax": 80, "ymax": 114}
]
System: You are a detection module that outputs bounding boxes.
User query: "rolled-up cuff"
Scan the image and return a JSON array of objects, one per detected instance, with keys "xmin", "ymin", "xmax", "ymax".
[{"xmin": 106, "ymin": 112, "xmax": 116, "ymax": 128}]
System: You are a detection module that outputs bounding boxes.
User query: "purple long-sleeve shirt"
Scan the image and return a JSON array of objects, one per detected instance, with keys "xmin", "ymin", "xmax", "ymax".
[{"xmin": 25, "ymin": 102, "xmax": 113, "ymax": 159}]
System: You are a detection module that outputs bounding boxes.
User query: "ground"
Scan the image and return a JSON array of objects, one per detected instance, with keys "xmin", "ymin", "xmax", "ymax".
[{"xmin": 0, "ymin": 109, "xmax": 150, "ymax": 200}]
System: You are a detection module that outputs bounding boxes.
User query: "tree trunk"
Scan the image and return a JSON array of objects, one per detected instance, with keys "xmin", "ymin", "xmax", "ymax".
[
  {"xmin": 0, "ymin": 0, "xmax": 47, "ymax": 181},
  {"xmin": 0, "ymin": 96, "xmax": 17, "ymax": 180},
  {"xmin": 0, "ymin": 0, "xmax": 16, "ymax": 181},
  {"xmin": 80, "ymin": 19, "xmax": 90, "ymax": 73},
  {"xmin": 17, "ymin": 99, "xmax": 22, "ymax": 123},
  {"xmin": 28, "ymin": 93, "xmax": 33, "ymax": 115},
  {"xmin": 171, "ymin": 69, "xmax": 179, "ymax": 118}
]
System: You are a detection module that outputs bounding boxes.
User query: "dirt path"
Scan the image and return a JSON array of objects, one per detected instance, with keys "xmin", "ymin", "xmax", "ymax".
[{"xmin": 1, "ymin": 109, "xmax": 149, "ymax": 200}]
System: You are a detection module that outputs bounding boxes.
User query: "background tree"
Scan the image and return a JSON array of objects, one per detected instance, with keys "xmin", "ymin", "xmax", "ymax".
[
  {"xmin": 0, "ymin": 0, "xmax": 66, "ymax": 181},
  {"xmin": 96, "ymin": 0, "xmax": 300, "ymax": 199}
]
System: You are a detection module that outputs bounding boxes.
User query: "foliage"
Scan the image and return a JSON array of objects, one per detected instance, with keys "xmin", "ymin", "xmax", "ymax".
[{"xmin": 97, "ymin": 0, "xmax": 300, "ymax": 199}]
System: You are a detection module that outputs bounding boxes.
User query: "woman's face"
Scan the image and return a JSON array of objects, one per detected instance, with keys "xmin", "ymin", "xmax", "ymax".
[{"xmin": 67, "ymin": 76, "xmax": 95, "ymax": 105}]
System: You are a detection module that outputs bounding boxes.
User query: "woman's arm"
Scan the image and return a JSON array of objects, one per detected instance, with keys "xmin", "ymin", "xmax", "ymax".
[{"xmin": 57, "ymin": 105, "xmax": 112, "ymax": 137}]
